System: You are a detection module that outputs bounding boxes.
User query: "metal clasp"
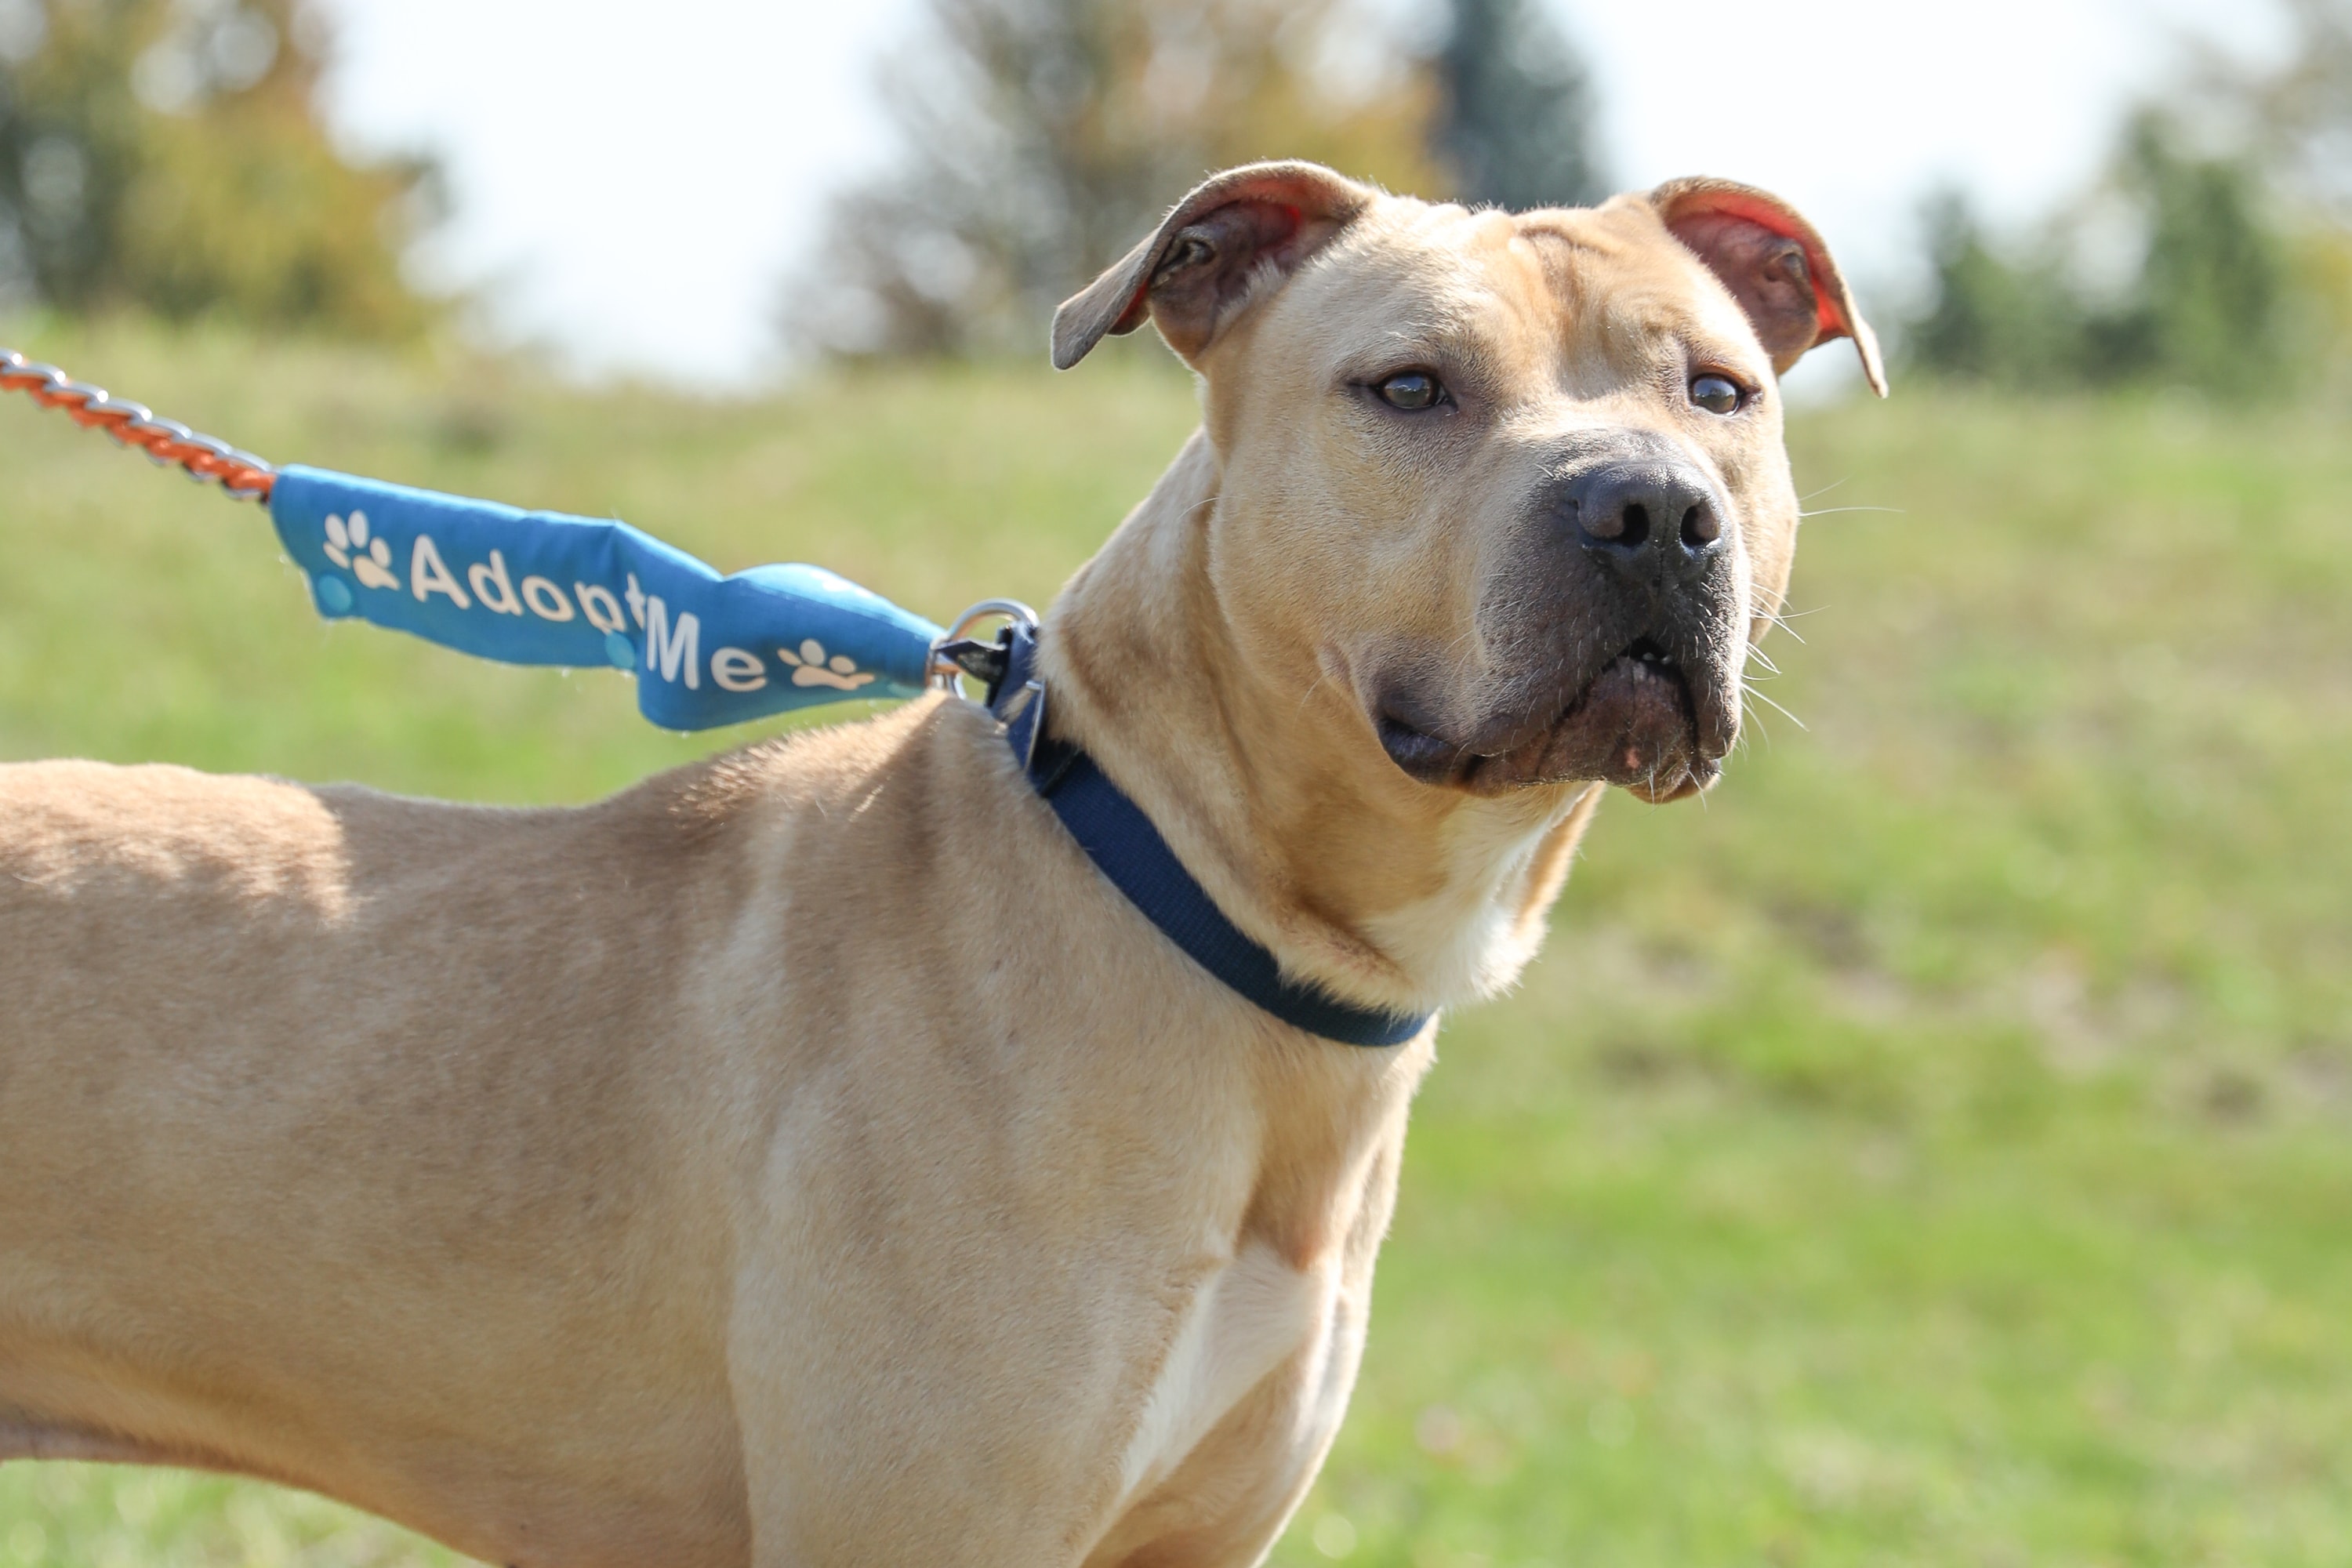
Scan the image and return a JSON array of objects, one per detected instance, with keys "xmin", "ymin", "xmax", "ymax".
[{"xmin": 927, "ymin": 598, "xmax": 1038, "ymax": 702}]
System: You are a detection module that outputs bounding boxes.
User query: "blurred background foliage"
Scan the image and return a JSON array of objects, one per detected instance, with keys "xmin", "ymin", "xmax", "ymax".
[
  {"xmin": 1904, "ymin": 0, "xmax": 2352, "ymax": 396},
  {"xmin": 0, "ymin": 0, "xmax": 438, "ymax": 337},
  {"xmin": 20, "ymin": 0, "xmax": 2350, "ymax": 393},
  {"xmin": 777, "ymin": 0, "xmax": 1602, "ymax": 357},
  {"xmin": 9, "ymin": 0, "xmax": 2352, "ymax": 390},
  {"xmin": 1428, "ymin": 0, "xmax": 1602, "ymax": 213}
]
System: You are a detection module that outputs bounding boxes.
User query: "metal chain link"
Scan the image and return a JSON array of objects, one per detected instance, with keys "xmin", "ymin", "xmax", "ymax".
[{"xmin": 0, "ymin": 346, "xmax": 277, "ymax": 503}]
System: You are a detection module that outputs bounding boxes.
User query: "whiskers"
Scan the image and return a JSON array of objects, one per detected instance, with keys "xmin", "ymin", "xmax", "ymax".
[
  {"xmin": 1795, "ymin": 477, "xmax": 1902, "ymax": 523},
  {"xmin": 1753, "ymin": 605, "xmax": 1823, "ymax": 645},
  {"xmin": 1736, "ymin": 609, "xmax": 1820, "ymax": 752},
  {"xmin": 1741, "ymin": 681, "xmax": 1809, "ymax": 734}
]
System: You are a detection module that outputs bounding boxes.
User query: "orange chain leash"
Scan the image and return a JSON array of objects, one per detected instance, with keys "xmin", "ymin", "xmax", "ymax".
[{"xmin": 1, "ymin": 346, "xmax": 276, "ymax": 503}]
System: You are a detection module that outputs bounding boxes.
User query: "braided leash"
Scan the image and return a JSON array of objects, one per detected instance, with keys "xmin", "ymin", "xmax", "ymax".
[{"xmin": 1, "ymin": 346, "xmax": 276, "ymax": 503}]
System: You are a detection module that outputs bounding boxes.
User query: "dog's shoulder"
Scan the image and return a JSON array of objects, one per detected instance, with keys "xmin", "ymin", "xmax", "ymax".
[{"xmin": 627, "ymin": 690, "xmax": 1024, "ymax": 848}]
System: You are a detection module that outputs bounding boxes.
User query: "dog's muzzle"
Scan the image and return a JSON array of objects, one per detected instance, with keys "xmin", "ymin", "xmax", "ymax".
[{"xmin": 1374, "ymin": 441, "xmax": 1745, "ymax": 802}]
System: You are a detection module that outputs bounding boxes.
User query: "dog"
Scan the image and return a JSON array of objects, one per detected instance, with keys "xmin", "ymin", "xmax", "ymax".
[{"xmin": 0, "ymin": 161, "xmax": 1880, "ymax": 1566}]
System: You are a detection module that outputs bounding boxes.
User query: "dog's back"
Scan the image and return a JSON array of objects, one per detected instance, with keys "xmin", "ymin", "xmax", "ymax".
[{"xmin": 0, "ymin": 749, "xmax": 782, "ymax": 1559}]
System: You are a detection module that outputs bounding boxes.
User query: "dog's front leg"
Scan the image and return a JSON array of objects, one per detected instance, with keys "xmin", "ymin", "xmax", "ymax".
[{"xmin": 725, "ymin": 1172, "xmax": 1138, "ymax": 1566}]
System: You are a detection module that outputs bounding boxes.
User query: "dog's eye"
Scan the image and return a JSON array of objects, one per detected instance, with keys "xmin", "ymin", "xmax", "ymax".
[
  {"xmin": 1690, "ymin": 373, "xmax": 1743, "ymax": 415},
  {"xmin": 1376, "ymin": 371, "xmax": 1446, "ymax": 411}
]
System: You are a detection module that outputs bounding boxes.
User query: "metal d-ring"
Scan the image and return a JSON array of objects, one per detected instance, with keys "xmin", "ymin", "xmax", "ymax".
[{"xmin": 927, "ymin": 597, "xmax": 1038, "ymax": 699}]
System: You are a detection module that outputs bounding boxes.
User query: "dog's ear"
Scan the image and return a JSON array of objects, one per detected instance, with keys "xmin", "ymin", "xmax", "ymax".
[
  {"xmin": 1649, "ymin": 177, "xmax": 1888, "ymax": 397},
  {"xmin": 1052, "ymin": 161, "xmax": 1375, "ymax": 371}
]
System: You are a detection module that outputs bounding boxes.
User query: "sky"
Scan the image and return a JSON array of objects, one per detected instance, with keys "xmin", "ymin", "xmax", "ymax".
[{"xmin": 318, "ymin": 0, "xmax": 2292, "ymax": 394}]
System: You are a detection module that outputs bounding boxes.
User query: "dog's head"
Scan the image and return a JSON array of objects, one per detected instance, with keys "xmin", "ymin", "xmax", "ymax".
[{"xmin": 1054, "ymin": 162, "xmax": 1880, "ymax": 805}]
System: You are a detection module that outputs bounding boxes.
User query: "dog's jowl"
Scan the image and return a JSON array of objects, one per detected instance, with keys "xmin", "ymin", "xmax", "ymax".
[{"xmin": 0, "ymin": 162, "xmax": 1878, "ymax": 1567}]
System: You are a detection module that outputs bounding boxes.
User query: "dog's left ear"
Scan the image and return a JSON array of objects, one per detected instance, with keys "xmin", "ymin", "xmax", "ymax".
[
  {"xmin": 1052, "ymin": 161, "xmax": 1375, "ymax": 371},
  {"xmin": 1649, "ymin": 177, "xmax": 1888, "ymax": 397}
]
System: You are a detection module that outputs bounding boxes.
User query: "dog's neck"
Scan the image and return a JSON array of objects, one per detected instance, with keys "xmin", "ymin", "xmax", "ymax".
[{"xmin": 1040, "ymin": 430, "xmax": 1601, "ymax": 1015}]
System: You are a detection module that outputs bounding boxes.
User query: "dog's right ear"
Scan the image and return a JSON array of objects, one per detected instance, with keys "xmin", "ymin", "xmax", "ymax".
[{"xmin": 1052, "ymin": 162, "xmax": 1374, "ymax": 371}]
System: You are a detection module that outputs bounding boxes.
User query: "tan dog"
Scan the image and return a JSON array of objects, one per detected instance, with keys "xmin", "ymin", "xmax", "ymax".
[{"xmin": 0, "ymin": 162, "xmax": 1880, "ymax": 1566}]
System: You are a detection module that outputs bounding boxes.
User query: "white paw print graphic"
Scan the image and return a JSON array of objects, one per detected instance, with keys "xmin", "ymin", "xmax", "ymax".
[
  {"xmin": 322, "ymin": 511, "xmax": 399, "ymax": 590},
  {"xmin": 778, "ymin": 638, "xmax": 876, "ymax": 691}
]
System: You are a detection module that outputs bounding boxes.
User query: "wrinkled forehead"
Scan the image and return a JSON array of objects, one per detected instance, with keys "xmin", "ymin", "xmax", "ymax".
[{"xmin": 1276, "ymin": 198, "xmax": 1772, "ymax": 394}]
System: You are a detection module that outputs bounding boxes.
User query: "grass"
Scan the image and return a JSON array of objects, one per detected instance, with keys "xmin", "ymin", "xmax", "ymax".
[{"xmin": 2, "ymin": 319, "xmax": 2349, "ymax": 1567}]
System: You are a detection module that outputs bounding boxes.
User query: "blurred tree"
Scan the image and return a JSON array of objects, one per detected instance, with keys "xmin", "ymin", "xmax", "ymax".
[
  {"xmin": 1430, "ymin": 0, "xmax": 1603, "ymax": 211},
  {"xmin": 784, "ymin": 0, "xmax": 1445, "ymax": 359},
  {"xmin": 1905, "ymin": 4, "xmax": 2352, "ymax": 400},
  {"xmin": 2099, "ymin": 113, "xmax": 2289, "ymax": 396},
  {"xmin": 2212, "ymin": 0, "xmax": 2352, "ymax": 378},
  {"xmin": 2234, "ymin": 0, "xmax": 2352, "ymax": 216},
  {"xmin": 1904, "ymin": 187, "xmax": 2088, "ymax": 388},
  {"xmin": 1906, "ymin": 115, "xmax": 2295, "ymax": 397},
  {"xmin": 0, "ymin": 0, "xmax": 439, "ymax": 336}
]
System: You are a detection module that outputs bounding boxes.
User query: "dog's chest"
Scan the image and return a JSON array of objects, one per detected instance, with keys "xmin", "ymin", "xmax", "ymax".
[{"xmin": 1115, "ymin": 1240, "xmax": 1349, "ymax": 1503}]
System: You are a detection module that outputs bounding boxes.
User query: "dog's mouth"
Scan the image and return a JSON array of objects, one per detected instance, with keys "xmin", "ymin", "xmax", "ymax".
[{"xmin": 1377, "ymin": 637, "xmax": 1726, "ymax": 802}]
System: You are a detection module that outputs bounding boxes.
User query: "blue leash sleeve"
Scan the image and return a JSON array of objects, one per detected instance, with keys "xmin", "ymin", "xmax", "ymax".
[{"xmin": 269, "ymin": 466, "xmax": 942, "ymax": 731}]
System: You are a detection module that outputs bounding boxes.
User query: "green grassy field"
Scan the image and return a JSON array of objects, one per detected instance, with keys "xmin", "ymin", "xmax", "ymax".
[{"xmin": 2, "ymin": 320, "xmax": 2348, "ymax": 1568}]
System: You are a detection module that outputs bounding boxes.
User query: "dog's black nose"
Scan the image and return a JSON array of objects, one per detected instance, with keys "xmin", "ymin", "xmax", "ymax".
[{"xmin": 1567, "ymin": 459, "xmax": 1725, "ymax": 586}]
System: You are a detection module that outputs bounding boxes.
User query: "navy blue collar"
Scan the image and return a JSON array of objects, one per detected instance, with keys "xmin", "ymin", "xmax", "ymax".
[{"xmin": 986, "ymin": 621, "xmax": 1431, "ymax": 1049}]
